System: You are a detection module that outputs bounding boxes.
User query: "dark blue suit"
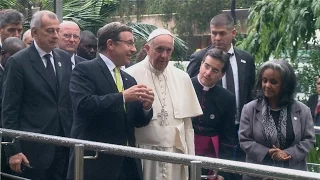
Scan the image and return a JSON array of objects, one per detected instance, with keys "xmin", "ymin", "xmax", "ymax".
[{"xmin": 67, "ymin": 56, "xmax": 152, "ymax": 180}]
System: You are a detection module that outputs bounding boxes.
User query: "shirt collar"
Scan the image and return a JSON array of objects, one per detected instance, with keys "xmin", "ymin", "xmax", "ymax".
[
  {"xmin": 71, "ymin": 54, "xmax": 75, "ymax": 65},
  {"xmin": 227, "ymin": 44, "xmax": 235, "ymax": 55},
  {"xmin": 34, "ymin": 41, "xmax": 53, "ymax": 58},
  {"xmin": 99, "ymin": 53, "xmax": 116, "ymax": 71},
  {"xmin": 197, "ymin": 74, "xmax": 215, "ymax": 91}
]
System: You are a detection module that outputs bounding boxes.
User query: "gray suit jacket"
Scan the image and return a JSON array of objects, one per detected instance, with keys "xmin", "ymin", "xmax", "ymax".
[{"xmin": 239, "ymin": 99, "xmax": 315, "ymax": 171}]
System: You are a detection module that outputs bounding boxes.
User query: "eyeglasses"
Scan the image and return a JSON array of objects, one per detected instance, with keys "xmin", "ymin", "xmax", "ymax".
[
  {"xmin": 62, "ymin": 33, "xmax": 80, "ymax": 40},
  {"xmin": 116, "ymin": 40, "xmax": 135, "ymax": 47}
]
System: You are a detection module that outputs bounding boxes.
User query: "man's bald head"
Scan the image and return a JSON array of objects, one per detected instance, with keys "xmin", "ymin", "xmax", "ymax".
[
  {"xmin": 58, "ymin": 21, "xmax": 81, "ymax": 54},
  {"xmin": 1, "ymin": 37, "xmax": 25, "ymax": 67}
]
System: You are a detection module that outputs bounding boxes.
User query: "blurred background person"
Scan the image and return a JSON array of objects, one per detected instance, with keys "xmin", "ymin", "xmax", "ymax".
[
  {"xmin": 306, "ymin": 76, "xmax": 320, "ymax": 126},
  {"xmin": 0, "ymin": 9, "xmax": 24, "ymax": 49},
  {"xmin": 22, "ymin": 29, "xmax": 33, "ymax": 47},
  {"xmin": 58, "ymin": 21, "xmax": 86, "ymax": 69},
  {"xmin": 0, "ymin": 37, "xmax": 25, "ymax": 179},
  {"xmin": 135, "ymin": 47, "xmax": 147, "ymax": 63},
  {"xmin": 239, "ymin": 59, "xmax": 315, "ymax": 180},
  {"xmin": 77, "ymin": 30, "xmax": 97, "ymax": 60}
]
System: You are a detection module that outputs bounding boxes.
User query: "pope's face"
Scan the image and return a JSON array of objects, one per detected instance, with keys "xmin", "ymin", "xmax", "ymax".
[{"xmin": 146, "ymin": 35, "xmax": 173, "ymax": 71}]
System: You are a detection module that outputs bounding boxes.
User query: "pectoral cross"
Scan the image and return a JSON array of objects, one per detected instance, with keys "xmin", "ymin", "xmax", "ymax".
[{"xmin": 158, "ymin": 108, "xmax": 168, "ymax": 126}]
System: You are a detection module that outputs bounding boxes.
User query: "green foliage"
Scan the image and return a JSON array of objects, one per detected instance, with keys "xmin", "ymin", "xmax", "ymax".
[
  {"xmin": 63, "ymin": 0, "xmax": 117, "ymax": 33},
  {"xmin": 240, "ymin": 0, "xmax": 320, "ymax": 63},
  {"xmin": 0, "ymin": 0, "xmax": 117, "ymax": 33},
  {"xmin": 174, "ymin": 0, "xmax": 224, "ymax": 36},
  {"xmin": 307, "ymin": 134, "xmax": 320, "ymax": 173},
  {"xmin": 291, "ymin": 46, "xmax": 320, "ymax": 101}
]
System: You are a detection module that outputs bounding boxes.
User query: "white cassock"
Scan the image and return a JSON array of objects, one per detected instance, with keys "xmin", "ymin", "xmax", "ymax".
[{"xmin": 125, "ymin": 57, "xmax": 203, "ymax": 180}]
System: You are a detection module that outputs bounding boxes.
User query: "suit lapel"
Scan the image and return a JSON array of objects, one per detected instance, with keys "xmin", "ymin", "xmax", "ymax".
[
  {"xmin": 29, "ymin": 45, "xmax": 57, "ymax": 96},
  {"xmin": 97, "ymin": 57, "xmax": 118, "ymax": 92},
  {"xmin": 120, "ymin": 70, "xmax": 129, "ymax": 90},
  {"xmin": 234, "ymin": 48, "xmax": 246, "ymax": 101},
  {"xmin": 291, "ymin": 102, "xmax": 302, "ymax": 142}
]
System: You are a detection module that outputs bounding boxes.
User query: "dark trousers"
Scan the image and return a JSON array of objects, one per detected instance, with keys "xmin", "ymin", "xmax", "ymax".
[
  {"xmin": 118, "ymin": 157, "xmax": 141, "ymax": 180},
  {"xmin": 15, "ymin": 146, "xmax": 69, "ymax": 180}
]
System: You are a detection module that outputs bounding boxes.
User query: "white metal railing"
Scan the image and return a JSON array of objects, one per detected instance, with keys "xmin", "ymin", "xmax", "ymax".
[{"xmin": 0, "ymin": 128, "xmax": 319, "ymax": 180}]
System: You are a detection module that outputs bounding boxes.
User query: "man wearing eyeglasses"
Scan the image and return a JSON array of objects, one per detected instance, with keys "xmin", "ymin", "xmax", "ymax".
[
  {"xmin": 58, "ymin": 21, "xmax": 86, "ymax": 69},
  {"xmin": 67, "ymin": 22, "xmax": 154, "ymax": 180},
  {"xmin": 126, "ymin": 28, "xmax": 202, "ymax": 180}
]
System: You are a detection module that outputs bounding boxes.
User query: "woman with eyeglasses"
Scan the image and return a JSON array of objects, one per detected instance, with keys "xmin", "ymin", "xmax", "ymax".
[{"xmin": 239, "ymin": 59, "xmax": 315, "ymax": 180}]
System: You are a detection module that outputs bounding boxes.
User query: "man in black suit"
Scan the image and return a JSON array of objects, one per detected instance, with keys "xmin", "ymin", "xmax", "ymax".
[
  {"xmin": 187, "ymin": 13, "xmax": 255, "ymax": 133},
  {"xmin": 0, "ymin": 9, "xmax": 24, "ymax": 50},
  {"xmin": 0, "ymin": 37, "xmax": 25, "ymax": 179},
  {"xmin": 2, "ymin": 10, "xmax": 73, "ymax": 179},
  {"xmin": 187, "ymin": 14, "xmax": 255, "ymax": 179},
  {"xmin": 77, "ymin": 30, "xmax": 97, "ymax": 60},
  {"xmin": 191, "ymin": 48, "xmax": 237, "ymax": 179},
  {"xmin": 58, "ymin": 21, "xmax": 87, "ymax": 69},
  {"xmin": 67, "ymin": 22, "xmax": 154, "ymax": 180},
  {"xmin": 306, "ymin": 76, "xmax": 320, "ymax": 126}
]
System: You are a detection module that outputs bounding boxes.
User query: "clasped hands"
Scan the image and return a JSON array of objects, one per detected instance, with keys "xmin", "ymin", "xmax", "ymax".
[
  {"xmin": 268, "ymin": 145, "xmax": 291, "ymax": 161},
  {"xmin": 123, "ymin": 84, "xmax": 154, "ymax": 110}
]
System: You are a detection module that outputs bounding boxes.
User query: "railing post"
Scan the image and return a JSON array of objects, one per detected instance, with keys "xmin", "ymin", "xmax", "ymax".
[
  {"xmin": 74, "ymin": 144, "xmax": 84, "ymax": 180},
  {"xmin": 190, "ymin": 160, "xmax": 202, "ymax": 180},
  {"xmin": 0, "ymin": 131, "xmax": 2, "ymax": 180}
]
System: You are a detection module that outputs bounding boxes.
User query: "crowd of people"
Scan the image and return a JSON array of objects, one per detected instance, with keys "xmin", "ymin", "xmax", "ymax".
[{"xmin": 0, "ymin": 8, "xmax": 316, "ymax": 180}]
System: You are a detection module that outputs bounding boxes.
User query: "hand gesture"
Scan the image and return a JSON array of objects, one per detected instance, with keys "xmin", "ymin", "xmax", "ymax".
[
  {"xmin": 141, "ymin": 88, "xmax": 154, "ymax": 110},
  {"xmin": 123, "ymin": 84, "xmax": 154, "ymax": 105},
  {"xmin": 9, "ymin": 152, "xmax": 30, "ymax": 173}
]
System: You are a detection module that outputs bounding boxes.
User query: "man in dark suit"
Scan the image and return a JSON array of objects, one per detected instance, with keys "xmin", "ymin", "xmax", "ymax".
[
  {"xmin": 0, "ymin": 9, "xmax": 24, "ymax": 50},
  {"xmin": 187, "ymin": 14, "xmax": 255, "ymax": 179},
  {"xmin": 191, "ymin": 48, "xmax": 237, "ymax": 179},
  {"xmin": 0, "ymin": 37, "xmax": 25, "ymax": 179},
  {"xmin": 58, "ymin": 21, "xmax": 87, "ymax": 69},
  {"xmin": 77, "ymin": 30, "xmax": 97, "ymax": 60},
  {"xmin": 306, "ymin": 76, "xmax": 320, "ymax": 126},
  {"xmin": 2, "ymin": 10, "xmax": 73, "ymax": 179},
  {"xmin": 67, "ymin": 22, "xmax": 154, "ymax": 180}
]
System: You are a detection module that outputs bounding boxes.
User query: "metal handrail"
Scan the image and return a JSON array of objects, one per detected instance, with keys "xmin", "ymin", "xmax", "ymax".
[{"xmin": 0, "ymin": 128, "xmax": 319, "ymax": 180}]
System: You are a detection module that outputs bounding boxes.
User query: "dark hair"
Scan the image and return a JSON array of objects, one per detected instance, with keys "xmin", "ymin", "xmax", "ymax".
[
  {"xmin": 97, "ymin": 22, "xmax": 132, "ymax": 52},
  {"xmin": 80, "ymin": 30, "xmax": 96, "ymax": 42},
  {"xmin": 202, "ymin": 48, "xmax": 230, "ymax": 73},
  {"xmin": 0, "ymin": 9, "xmax": 24, "ymax": 28},
  {"xmin": 254, "ymin": 59, "xmax": 297, "ymax": 106},
  {"xmin": 210, "ymin": 13, "xmax": 234, "ymax": 30}
]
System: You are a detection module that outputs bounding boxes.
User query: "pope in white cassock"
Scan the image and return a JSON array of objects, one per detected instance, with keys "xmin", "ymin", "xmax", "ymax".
[{"xmin": 125, "ymin": 28, "xmax": 202, "ymax": 180}]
